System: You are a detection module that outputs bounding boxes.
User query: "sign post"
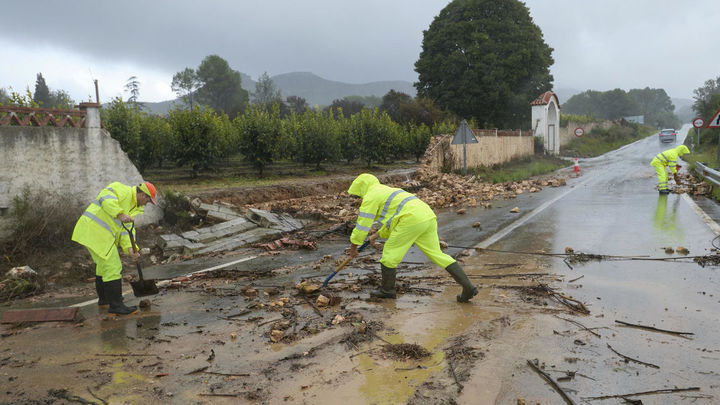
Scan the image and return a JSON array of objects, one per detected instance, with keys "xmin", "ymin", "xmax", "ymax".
[
  {"xmin": 451, "ymin": 120, "xmax": 478, "ymax": 176},
  {"xmin": 573, "ymin": 127, "xmax": 584, "ymax": 137},
  {"xmin": 706, "ymin": 110, "xmax": 720, "ymax": 163},
  {"xmin": 692, "ymin": 117, "xmax": 705, "ymax": 151}
]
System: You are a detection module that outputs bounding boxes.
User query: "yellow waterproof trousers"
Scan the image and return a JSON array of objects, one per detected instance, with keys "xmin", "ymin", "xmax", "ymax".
[
  {"xmin": 380, "ymin": 218, "xmax": 455, "ymax": 269},
  {"xmin": 651, "ymin": 159, "xmax": 668, "ymax": 191},
  {"xmin": 88, "ymin": 246, "xmax": 123, "ymax": 282}
]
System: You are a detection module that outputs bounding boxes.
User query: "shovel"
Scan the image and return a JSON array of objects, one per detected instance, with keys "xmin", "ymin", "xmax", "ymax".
[
  {"xmin": 122, "ymin": 223, "xmax": 159, "ymax": 297},
  {"xmin": 322, "ymin": 233, "xmax": 379, "ymax": 287}
]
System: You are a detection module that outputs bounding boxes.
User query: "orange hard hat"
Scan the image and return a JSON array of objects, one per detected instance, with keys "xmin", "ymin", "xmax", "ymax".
[{"xmin": 139, "ymin": 181, "xmax": 157, "ymax": 205}]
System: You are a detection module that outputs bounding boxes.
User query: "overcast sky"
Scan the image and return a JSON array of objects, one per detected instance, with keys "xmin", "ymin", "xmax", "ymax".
[{"xmin": 1, "ymin": 1, "xmax": 717, "ymax": 105}]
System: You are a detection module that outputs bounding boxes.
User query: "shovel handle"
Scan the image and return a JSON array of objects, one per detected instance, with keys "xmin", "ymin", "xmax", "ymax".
[
  {"xmin": 321, "ymin": 234, "xmax": 378, "ymax": 287},
  {"xmin": 121, "ymin": 223, "xmax": 145, "ymax": 281}
]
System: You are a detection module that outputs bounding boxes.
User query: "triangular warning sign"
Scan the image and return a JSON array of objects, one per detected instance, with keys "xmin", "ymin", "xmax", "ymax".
[
  {"xmin": 451, "ymin": 120, "xmax": 478, "ymax": 144},
  {"xmin": 708, "ymin": 109, "xmax": 720, "ymax": 128}
]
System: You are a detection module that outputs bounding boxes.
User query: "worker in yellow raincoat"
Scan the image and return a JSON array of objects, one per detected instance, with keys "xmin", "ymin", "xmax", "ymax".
[
  {"xmin": 346, "ymin": 173, "xmax": 477, "ymax": 302},
  {"xmin": 72, "ymin": 182, "xmax": 157, "ymax": 315},
  {"xmin": 650, "ymin": 145, "xmax": 689, "ymax": 194}
]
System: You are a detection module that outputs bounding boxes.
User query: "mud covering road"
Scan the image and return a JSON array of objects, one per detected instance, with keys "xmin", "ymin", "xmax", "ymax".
[{"xmin": 2, "ymin": 126, "xmax": 720, "ymax": 404}]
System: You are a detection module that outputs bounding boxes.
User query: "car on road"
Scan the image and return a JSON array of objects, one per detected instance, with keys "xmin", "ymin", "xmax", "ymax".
[{"xmin": 659, "ymin": 128, "xmax": 676, "ymax": 143}]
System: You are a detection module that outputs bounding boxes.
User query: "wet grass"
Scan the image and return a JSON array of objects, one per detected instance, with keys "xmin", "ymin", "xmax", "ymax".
[
  {"xmin": 466, "ymin": 155, "xmax": 571, "ymax": 184},
  {"xmin": 561, "ymin": 125, "xmax": 655, "ymax": 157}
]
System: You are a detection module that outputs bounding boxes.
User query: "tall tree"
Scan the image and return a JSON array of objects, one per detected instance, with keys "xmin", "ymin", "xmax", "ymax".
[
  {"xmin": 47, "ymin": 89, "xmax": 74, "ymax": 109},
  {"xmin": 326, "ymin": 97, "xmax": 365, "ymax": 118},
  {"xmin": 414, "ymin": 0, "xmax": 554, "ymax": 129},
  {"xmin": 33, "ymin": 73, "xmax": 51, "ymax": 107},
  {"xmin": 252, "ymin": 72, "xmax": 282, "ymax": 106},
  {"xmin": 125, "ymin": 76, "xmax": 142, "ymax": 110},
  {"xmin": 628, "ymin": 87, "xmax": 678, "ymax": 128},
  {"xmin": 693, "ymin": 75, "xmax": 720, "ymax": 120},
  {"xmin": 195, "ymin": 54, "xmax": 249, "ymax": 116},
  {"xmin": 0, "ymin": 87, "xmax": 10, "ymax": 104},
  {"xmin": 171, "ymin": 67, "xmax": 200, "ymax": 109}
]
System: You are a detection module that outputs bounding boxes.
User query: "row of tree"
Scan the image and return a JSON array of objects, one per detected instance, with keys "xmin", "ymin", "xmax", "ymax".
[
  {"xmin": 0, "ymin": 73, "xmax": 75, "ymax": 109},
  {"xmin": 562, "ymin": 87, "xmax": 680, "ymax": 129},
  {"xmin": 102, "ymin": 98, "xmax": 455, "ymax": 177}
]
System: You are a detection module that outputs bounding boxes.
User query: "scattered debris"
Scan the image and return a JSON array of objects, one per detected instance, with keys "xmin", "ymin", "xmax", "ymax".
[{"xmin": 381, "ymin": 343, "xmax": 431, "ymax": 360}]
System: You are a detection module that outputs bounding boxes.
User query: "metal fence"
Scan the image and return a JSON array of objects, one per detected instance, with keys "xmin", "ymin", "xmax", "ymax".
[{"xmin": 694, "ymin": 162, "xmax": 720, "ymax": 186}]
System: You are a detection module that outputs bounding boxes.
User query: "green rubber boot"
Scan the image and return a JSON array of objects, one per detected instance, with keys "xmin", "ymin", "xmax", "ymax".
[
  {"xmin": 95, "ymin": 275, "xmax": 108, "ymax": 308},
  {"xmin": 370, "ymin": 264, "xmax": 397, "ymax": 299},
  {"xmin": 105, "ymin": 279, "xmax": 138, "ymax": 315},
  {"xmin": 445, "ymin": 262, "xmax": 478, "ymax": 302}
]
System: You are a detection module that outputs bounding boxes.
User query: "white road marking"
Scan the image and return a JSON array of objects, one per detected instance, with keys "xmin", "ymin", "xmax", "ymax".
[
  {"xmin": 681, "ymin": 194, "xmax": 720, "ymax": 236},
  {"xmin": 477, "ymin": 176, "xmax": 595, "ymax": 249}
]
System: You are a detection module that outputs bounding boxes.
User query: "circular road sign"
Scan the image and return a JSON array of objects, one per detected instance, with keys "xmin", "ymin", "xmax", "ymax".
[
  {"xmin": 693, "ymin": 117, "xmax": 705, "ymax": 128},
  {"xmin": 574, "ymin": 127, "xmax": 584, "ymax": 137}
]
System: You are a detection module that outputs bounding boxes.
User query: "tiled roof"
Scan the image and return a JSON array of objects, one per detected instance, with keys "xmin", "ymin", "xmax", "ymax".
[{"xmin": 530, "ymin": 91, "xmax": 560, "ymax": 107}]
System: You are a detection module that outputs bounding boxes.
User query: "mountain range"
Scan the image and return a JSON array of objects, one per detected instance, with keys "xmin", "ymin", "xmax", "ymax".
[{"xmin": 142, "ymin": 72, "xmax": 417, "ymax": 115}]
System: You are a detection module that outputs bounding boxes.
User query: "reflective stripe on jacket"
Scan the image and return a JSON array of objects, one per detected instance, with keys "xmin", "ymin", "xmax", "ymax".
[
  {"xmin": 650, "ymin": 145, "xmax": 690, "ymax": 174},
  {"xmin": 347, "ymin": 173, "xmax": 436, "ymax": 245},
  {"xmin": 71, "ymin": 182, "xmax": 143, "ymax": 259}
]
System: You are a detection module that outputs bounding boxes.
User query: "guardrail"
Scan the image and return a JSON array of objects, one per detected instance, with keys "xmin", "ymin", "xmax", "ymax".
[{"xmin": 694, "ymin": 162, "xmax": 720, "ymax": 187}]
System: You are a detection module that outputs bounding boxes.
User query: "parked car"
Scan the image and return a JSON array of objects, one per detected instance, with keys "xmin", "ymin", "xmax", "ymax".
[{"xmin": 659, "ymin": 128, "xmax": 676, "ymax": 143}]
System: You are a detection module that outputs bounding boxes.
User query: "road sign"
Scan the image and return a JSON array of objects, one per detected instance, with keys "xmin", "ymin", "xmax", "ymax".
[
  {"xmin": 574, "ymin": 127, "xmax": 584, "ymax": 137},
  {"xmin": 693, "ymin": 117, "xmax": 705, "ymax": 128},
  {"xmin": 708, "ymin": 109, "xmax": 720, "ymax": 128},
  {"xmin": 451, "ymin": 120, "xmax": 478, "ymax": 144}
]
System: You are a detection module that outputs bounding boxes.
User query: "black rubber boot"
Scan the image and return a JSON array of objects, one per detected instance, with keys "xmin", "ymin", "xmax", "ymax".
[
  {"xmin": 370, "ymin": 264, "xmax": 397, "ymax": 299},
  {"xmin": 445, "ymin": 262, "xmax": 478, "ymax": 302},
  {"xmin": 95, "ymin": 275, "xmax": 108, "ymax": 308},
  {"xmin": 105, "ymin": 279, "xmax": 138, "ymax": 315}
]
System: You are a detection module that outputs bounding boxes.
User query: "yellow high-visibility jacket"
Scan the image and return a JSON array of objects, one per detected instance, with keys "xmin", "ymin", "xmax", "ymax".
[
  {"xmin": 651, "ymin": 145, "xmax": 690, "ymax": 174},
  {"xmin": 71, "ymin": 182, "xmax": 143, "ymax": 259},
  {"xmin": 348, "ymin": 173, "xmax": 436, "ymax": 245}
]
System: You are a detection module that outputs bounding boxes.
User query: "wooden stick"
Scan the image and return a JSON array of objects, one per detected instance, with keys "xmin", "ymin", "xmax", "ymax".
[
  {"xmin": 202, "ymin": 371, "xmax": 250, "ymax": 377},
  {"xmin": 583, "ymin": 387, "xmax": 700, "ymax": 401},
  {"xmin": 302, "ymin": 295, "xmax": 324, "ymax": 318},
  {"xmin": 606, "ymin": 343, "xmax": 660, "ymax": 369},
  {"xmin": 198, "ymin": 393, "xmax": 239, "ymax": 397},
  {"xmin": 554, "ymin": 315, "xmax": 601, "ymax": 338},
  {"xmin": 615, "ymin": 320, "xmax": 694, "ymax": 336},
  {"xmin": 447, "ymin": 349, "xmax": 464, "ymax": 393},
  {"xmin": 568, "ymin": 275, "xmax": 584, "ymax": 283},
  {"xmin": 95, "ymin": 353, "xmax": 155, "ymax": 357},
  {"xmin": 526, "ymin": 360, "xmax": 576, "ymax": 405},
  {"xmin": 86, "ymin": 386, "xmax": 108, "ymax": 405},
  {"xmin": 468, "ymin": 272, "xmax": 546, "ymax": 279}
]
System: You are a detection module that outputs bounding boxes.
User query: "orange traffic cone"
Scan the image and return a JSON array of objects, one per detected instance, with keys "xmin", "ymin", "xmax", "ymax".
[{"xmin": 573, "ymin": 158, "xmax": 580, "ymax": 175}]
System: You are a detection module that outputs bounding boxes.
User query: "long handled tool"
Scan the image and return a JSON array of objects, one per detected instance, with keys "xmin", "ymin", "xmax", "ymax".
[
  {"xmin": 122, "ymin": 223, "xmax": 159, "ymax": 297},
  {"xmin": 322, "ymin": 233, "xmax": 379, "ymax": 287}
]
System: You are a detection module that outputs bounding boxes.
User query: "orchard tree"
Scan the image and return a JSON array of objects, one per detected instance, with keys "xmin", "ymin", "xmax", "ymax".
[
  {"xmin": 195, "ymin": 55, "xmax": 249, "ymax": 116},
  {"xmin": 169, "ymin": 106, "xmax": 232, "ymax": 177},
  {"xmin": 406, "ymin": 123, "xmax": 432, "ymax": 162},
  {"xmin": 326, "ymin": 97, "xmax": 365, "ymax": 118},
  {"xmin": 33, "ymin": 73, "xmax": 51, "ymax": 107},
  {"xmin": 235, "ymin": 104, "xmax": 282, "ymax": 176},
  {"xmin": 415, "ymin": 0, "xmax": 553, "ymax": 129},
  {"xmin": 171, "ymin": 67, "xmax": 200, "ymax": 108},
  {"xmin": 102, "ymin": 97, "xmax": 141, "ymax": 164}
]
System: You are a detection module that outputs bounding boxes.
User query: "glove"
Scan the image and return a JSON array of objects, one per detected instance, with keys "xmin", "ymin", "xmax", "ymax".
[{"xmin": 676, "ymin": 164, "xmax": 682, "ymax": 171}]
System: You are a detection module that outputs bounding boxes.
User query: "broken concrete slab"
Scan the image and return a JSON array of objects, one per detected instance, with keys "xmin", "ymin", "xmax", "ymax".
[
  {"xmin": 158, "ymin": 234, "xmax": 206, "ymax": 254},
  {"xmin": 181, "ymin": 217, "xmax": 257, "ymax": 243},
  {"xmin": 196, "ymin": 227, "xmax": 281, "ymax": 254},
  {"xmin": 200, "ymin": 203, "xmax": 243, "ymax": 221},
  {"xmin": 247, "ymin": 208, "xmax": 304, "ymax": 232}
]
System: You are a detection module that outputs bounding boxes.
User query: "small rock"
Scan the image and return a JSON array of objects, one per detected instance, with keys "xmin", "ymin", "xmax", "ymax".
[
  {"xmin": 472, "ymin": 221, "xmax": 482, "ymax": 228},
  {"xmin": 517, "ymin": 399, "xmax": 526, "ymax": 405},
  {"xmin": 331, "ymin": 314, "xmax": 345, "ymax": 325},
  {"xmin": 270, "ymin": 329, "xmax": 284, "ymax": 343},
  {"xmin": 456, "ymin": 208, "xmax": 466, "ymax": 215},
  {"xmin": 439, "ymin": 241, "xmax": 449, "ymax": 249},
  {"xmin": 242, "ymin": 287, "xmax": 258, "ymax": 297},
  {"xmin": 6, "ymin": 266, "xmax": 37, "ymax": 279},
  {"xmin": 316, "ymin": 295, "xmax": 330, "ymax": 307},
  {"xmin": 354, "ymin": 322, "xmax": 367, "ymax": 334},
  {"xmin": 297, "ymin": 282, "xmax": 320, "ymax": 294},
  {"xmin": 676, "ymin": 246, "xmax": 689, "ymax": 255},
  {"xmin": 460, "ymin": 250, "xmax": 470, "ymax": 256},
  {"xmin": 664, "ymin": 246, "xmax": 674, "ymax": 254},
  {"xmin": 230, "ymin": 333, "xmax": 237, "ymax": 340},
  {"xmin": 565, "ymin": 247, "xmax": 574, "ymax": 254},
  {"xmin": 139, "ymin": 299, "xmax": 151, "ymax": 309},
  {"xmin": 510, "ymin": 207, "xmax": 519, "ymax": 213}
]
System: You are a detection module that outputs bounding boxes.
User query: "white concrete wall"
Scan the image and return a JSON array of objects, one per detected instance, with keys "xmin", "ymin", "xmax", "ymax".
[
  {"xmin": 0, "ymin": 125, "xmax": 162, "ymax": 239},
  {"xmin": 425, "ymin": 134, "xmax": 534, "ymax": 172},
  {"xmin": 558, "ymin": 120, "xmax": 613, "ymax": 147}
]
